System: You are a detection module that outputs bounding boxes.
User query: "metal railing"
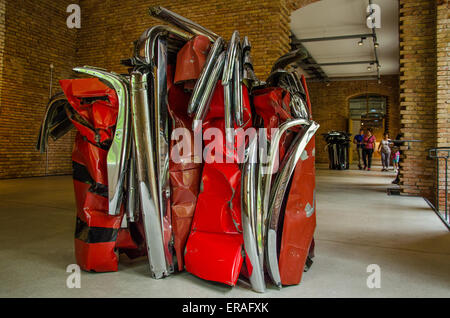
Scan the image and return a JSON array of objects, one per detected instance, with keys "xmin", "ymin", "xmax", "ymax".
[{"xmin": 428, "ymin": 147, "xmax": 450, "ymax": 228}]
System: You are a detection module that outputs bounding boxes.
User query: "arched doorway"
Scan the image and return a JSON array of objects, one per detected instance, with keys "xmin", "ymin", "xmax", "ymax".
[{"xmin": 348, "ymin": 94, "xmax": 387, "ymax": 164}]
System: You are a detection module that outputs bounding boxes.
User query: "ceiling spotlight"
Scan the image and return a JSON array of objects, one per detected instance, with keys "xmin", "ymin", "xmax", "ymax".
[
  {"xmin": 367, "ymin": 66, "xmax": 372, "ymax": 71},
  {"xmin": 374, "ymin": 42, "xmax": 379, "ymax": 48},
  {"xmin": 358, "ymin": 39, "xmax": 364, "ymax": 46}
]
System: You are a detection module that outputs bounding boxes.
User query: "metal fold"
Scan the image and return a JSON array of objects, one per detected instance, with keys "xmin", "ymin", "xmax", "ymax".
[
  {"xmin": 73, "ymin": 66, "xmax": 130, "ymax": 217},
  {"xmin": 222, "ymin": 31, "xmax": 241, "ymax": 146},
  {"xmin": 136, "ymin": 25, "xmax": 191, "ymax": 65},
  {"xmin": 130, "ymin": 70, "xmax": 169, "ymax": 279},
  {"xmin": 260, "ymin": 118, "xmax": 310, "ymax": 254},
  {"xmin": 233, "ymin": 42, "xmax": 244, "ymax": 126},
  {"xmin": 188, "ymin": 37, "xmax": 225, "ymax": 116},
  {"xmin": 149, "ymin": 6, "xmax": 219, "ymax": 42},
  {"xmin": 270, "ymin": 48, "xmax": 308, "ymax": 73},
  {"xmin": 192, "ymin": 51, "xmax": 226, "ymax": 131},
  {"xmin": 36, "ymin": 92, "xmax": 73, "ymax": 153},
  {"xmin": 265, "ymin": 121, "xmax": 319, "ymax": 287},
  {"xmin": 152, "ymin": 35, "xmax": 174, "ymax": 272},
  {"xmin": 241, "ymin": 135, "xmax": 266, "ymax": 293}
]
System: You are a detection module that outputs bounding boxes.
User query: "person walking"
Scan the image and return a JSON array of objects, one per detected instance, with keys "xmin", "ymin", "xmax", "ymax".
[
  {"xmin": 378, "ymin": 132, "xmax": 391, "ymax": 171},
  {"xmin": 392, "ymin": 146, "xmax": 400, "ymax": 173},
  {"xmin": 353, "ymin": 128, "xmax": 364, "ymax": 170},
  {"xmin": 362, "ymin": 128, "xmax": 376, "ymax": 171}
]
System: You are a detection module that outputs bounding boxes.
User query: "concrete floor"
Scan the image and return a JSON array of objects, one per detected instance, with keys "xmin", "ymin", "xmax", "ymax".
[{"xmin": 0, "ymin": 167, "xmax": 449, "ymax": 298}]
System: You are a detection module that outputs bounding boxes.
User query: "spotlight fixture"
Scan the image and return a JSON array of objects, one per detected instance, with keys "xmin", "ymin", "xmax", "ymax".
[
  {"xmin": 358, "ymin": 39, "xmax": 364, "ymax": 46},
  {"xmin": 367, "ymin": 66, "xmax": 372, "ymax": 71},
  {"xmin": 374, "ymin": 42, "xmax": 379, "ymax": 48}
]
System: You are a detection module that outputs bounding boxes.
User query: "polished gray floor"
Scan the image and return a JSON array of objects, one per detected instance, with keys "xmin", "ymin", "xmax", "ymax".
[{"xmin": 0, "ymin": 167, "xmax": 449, "ymax": 297}]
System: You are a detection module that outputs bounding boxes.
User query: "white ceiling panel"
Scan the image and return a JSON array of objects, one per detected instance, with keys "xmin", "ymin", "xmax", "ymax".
[{"xmin": 291, "ymin": 0, "xmax": 399, "ymax": 78}]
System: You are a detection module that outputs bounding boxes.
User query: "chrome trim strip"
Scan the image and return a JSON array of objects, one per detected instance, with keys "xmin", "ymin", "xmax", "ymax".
[
  {"xmin": 131, "ymin": 70, "xmax": 168, "ymax": 279},
  {"xmin": 137, "ymin": 25, "xmax": 191, "ymax": 65},
  {"xmin": 222, "ymin": 31, "xmax": 240, "ymax": 145},
  {"xmin": 152, "ymin": 35, "xmax": 174, "ymax": 272},
  {"xmin": 265, "ymin": 121, "xmax": 319, "ymax": 287},
  {"xmin": 127, "ymin": 138, "xmax": 137, "ymax": 223},
  {"xmin": 260, "ymin": 119, "xmax": 310, "ymax": 248},
  {"xmin": 73, "ymin": 66, "xmax": 130, "ymax": 217},
  {"xmin": 233, "ymin": 42, "xmax": 243, "ymax": 126},
  {"xmin": 242, "ymin": 136, "xmax": 266, "ymax": 293},
  {"xmin": 36, "ymin": 93, "xmax": 72, "ymax": 153},
  {"xmin": 149, "ymin": 6, "xmax": 219, "ymax": 42},
  {"xmin": 192, "ymin": 51, "xmax": 226, "ymax": 131},
  {"xmin": 188, "ymin": 37, "xmax": 225, "ymax": 116},
  {"xmin": 270, "ymin": 48, "xmax": 308, "ymax": 73}
]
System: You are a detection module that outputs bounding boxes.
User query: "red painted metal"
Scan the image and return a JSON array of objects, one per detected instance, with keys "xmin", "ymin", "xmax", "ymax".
[
  {"xmin": 184, "ymin": 82, "xmax": 252, "ymax": 286},
  {"xmin": 167, "ymin": 64, "xmax": 203, "ymax": 271},
  {"xmin": 278, "ymin": 135, "xmax": 316, "ymax": 285},
  {"xmin": 174, "ymin": 35, "xmax": 211, "ymax": 90},
  {"xmin": 253, "ymin": 83, "xmax": 316, "ymax": 286},
  {"xmin": 62, "ymin": 78, "xmax": 143, "ymax": 272}
]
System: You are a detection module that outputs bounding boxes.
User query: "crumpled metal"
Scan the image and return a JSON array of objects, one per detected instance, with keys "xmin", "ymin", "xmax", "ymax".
[
  {"xmin": 167, "ymin": 64, "xmax": 203, "ymax": 271},
  {"xmin": 174, "ymin": 35, "xmax": 211, "ymax": 90},
  {"xmin": 184, "ymin": 81, "xmax": 252, "ymax": 286},
  {"xmin": 62, "ymin": 78, "xmax": 144, "ymax": 272}
]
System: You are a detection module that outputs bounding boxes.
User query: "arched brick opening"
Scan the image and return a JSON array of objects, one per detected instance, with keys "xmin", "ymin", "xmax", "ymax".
[{"xmin": 308, "ymin": 76, "xmax": 399, "ymax": 164}]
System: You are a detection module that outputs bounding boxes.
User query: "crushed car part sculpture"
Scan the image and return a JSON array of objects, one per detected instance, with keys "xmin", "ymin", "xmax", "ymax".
[{"xmin": 37, "ymin": 6, "xmax": 319, "ymax": 293}]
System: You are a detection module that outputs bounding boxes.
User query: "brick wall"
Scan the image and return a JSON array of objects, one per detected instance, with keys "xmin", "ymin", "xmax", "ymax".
[
  {"xmin": 0, "ymin": 0, "xmax": 5, "ymax": 125},
  {"xmin": 76, "ymin": 0, "xmax": 291, "ymax": 79},
  {"xmin": 0, "ymin": 0, "xmax": 78, "ymax": 178},
  {"xmin": 0, "ymin": 0, "xmax": 293, "ymax": 179},
  {"xmin": 398, "ymin": 0, "xmax": 437, "ymax": 199},
  {"xmin": 436, "ymin": 0, "xmax": 449, "ymax": 211},
  {"xmin": 308, "ymin": 75, "xmax": 400, "ymax": 163}
]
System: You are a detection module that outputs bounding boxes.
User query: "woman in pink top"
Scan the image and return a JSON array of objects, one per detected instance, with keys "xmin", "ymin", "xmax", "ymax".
[{"xmin": 362, "ymin": 128, "xmax": 376, "ymax": 170}]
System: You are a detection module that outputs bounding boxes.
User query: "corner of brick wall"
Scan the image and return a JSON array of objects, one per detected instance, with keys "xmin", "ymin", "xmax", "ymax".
[
  {"xmin": 0, "ymin": 0, "xmax": 79, "ymax": 179},
  {"xmin": 436, "ymin": 0, "xmax": 449, "ymax": 210},
  {"xmin": 398, "ymin": 0, "xmax": 437, "ymax": 200}
]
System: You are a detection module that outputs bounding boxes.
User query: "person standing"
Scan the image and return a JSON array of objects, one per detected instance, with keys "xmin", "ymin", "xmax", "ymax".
[
  {"xmin": 362, "ymin": 128, "xmax": 376, "ymax": 171},
  {"xmin": 378, "ymin": 132, "xmax": 391, "ymax": 171},
  {"xmin": 353, "ymin": 128, "xmax": 365, "ymax": 170}
]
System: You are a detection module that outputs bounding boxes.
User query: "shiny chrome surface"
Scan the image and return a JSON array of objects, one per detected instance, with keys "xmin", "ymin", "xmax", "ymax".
[
  {"xmin": 152, "ymin": 35, "xmax": 174, "ymax": 272},
  {"xmin": 126, "ymin": 139, "xmax": 137, "ymax": 223},
  {"xmin": 270, "ymin": 48, "xmax": 308, "ymax": 73},
  {"xmin": 233, "ymin": 42, "xmax": 243, "ymax": 126},
  {"xmin": 265, "ymin": 121, "xmax": 319, "ymax": 287},
  {"xmin": 266, "ymin": 70, "xmax": 310, "ymax": 120},
  {"xmin": 192, "ymin": 51, "xmax": 226, "ymax": 131},
  {"xmin": 188, "ymin": 37, "xmax": 225, "ymax": 116},
  {"xmin": 131, "ymin": 70, "xmax": 168, "ymax": 279},
  {"xmin": 137, "ymin": 25, "xmax": 191, "ymax": 65},
  {"xmin": 36, "ymin": 93, "xmax": 73, "ymax": 153},
  {"xmin": 73, "ymin": 66, "xmax": 130, "ymax": 217},
  {"xmin": 241, "ymin": 136, "xmax": 266, "ymax": 293},
  {"xmin": 260, "ymin": 119, "xmax": 310, "ymax": 247},
  {"xmin": 149, "ymin": 6, "xmax": 218, "ymax": 42},
  {"xmin": 222, "ymin": 31, "xmax": 240, "ymax": 145},
  {"xmin": 242, "ymin": 36, "xmax": 258, "ymax": 85}
]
